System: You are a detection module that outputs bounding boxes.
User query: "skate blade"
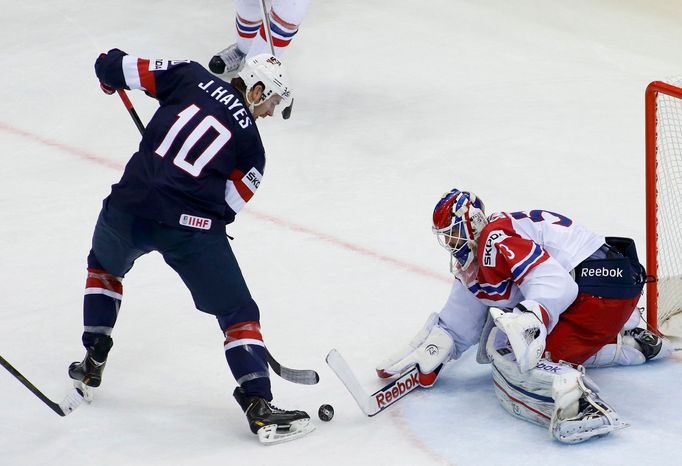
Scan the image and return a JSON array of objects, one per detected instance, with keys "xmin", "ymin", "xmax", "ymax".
[
  {"xmin": 72, "ymin": 380, "xmax": 95, "ymax": 403},
  {"xmin": 257, "ymin": 419, "xmax": 315, "ymax": 446}
]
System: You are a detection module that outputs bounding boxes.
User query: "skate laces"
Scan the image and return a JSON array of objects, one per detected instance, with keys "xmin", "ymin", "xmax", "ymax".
[{"xmin": 266, "ymin": 401, "xmax": 291, "ymax": 414}]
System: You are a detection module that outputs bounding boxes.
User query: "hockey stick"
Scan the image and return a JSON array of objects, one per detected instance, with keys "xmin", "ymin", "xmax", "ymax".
[
  {"xmin": 117, "ymin": 89, "xmax": 145, "ymax": 135},
  {"xmin": 258, "ymin": 0, "xmax": 293, "ymax": 120},
  {"xmin": 0, "ymin": 355, "xmax": 85, "ymax": 416},
  {"xmin": 266, "ymin": 348, "xmax": 319, "ymax": 385},
  {"xmin": 326, "ymin": 349, "xmax": 420, "ymax": 416},
  {"xmin": 258, "ymin": 0, "xmax": 276, "ymax": 56}
]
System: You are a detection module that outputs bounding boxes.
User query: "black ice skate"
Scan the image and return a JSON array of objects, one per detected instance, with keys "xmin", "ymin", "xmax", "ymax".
[
  {"xmin": 208, "ymin": 44, "xmax": 246, "ymax": 77},
  {"xmin": 625, "ymin": 327, "xmax": 664, "ymax": 360},
  {"xmin": 68, "ymin": 335, "xmax": 113, "ymax": 401},
  {"xmin": 233, "ymin": 387, "xmax": 314, "ymax": 445}
]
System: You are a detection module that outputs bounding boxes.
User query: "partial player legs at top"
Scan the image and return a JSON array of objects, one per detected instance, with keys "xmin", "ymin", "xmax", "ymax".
[{"xmin": 209, "ymin": 0, "xmax": 311, "ymax": 76}]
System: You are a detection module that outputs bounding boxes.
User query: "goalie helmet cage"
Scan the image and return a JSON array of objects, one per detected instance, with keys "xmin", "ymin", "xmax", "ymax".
[{"xmin": 645, "ymin": 78, "xmax": 682, "ymax": 334}]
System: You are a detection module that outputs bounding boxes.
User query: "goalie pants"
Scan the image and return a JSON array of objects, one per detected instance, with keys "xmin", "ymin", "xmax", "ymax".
[
  {"xmin": 544, "ymin": 293, "xmax": 640, "ymax": 365},
  {"xmin": 81, "ymin": 200, "xmax": 272, "ymax": 399}
]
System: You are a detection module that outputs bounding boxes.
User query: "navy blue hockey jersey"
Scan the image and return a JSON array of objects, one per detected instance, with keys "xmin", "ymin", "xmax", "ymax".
[{"xmin": 95, "ymin": 49, "xmax": 265, "ymax": 233}]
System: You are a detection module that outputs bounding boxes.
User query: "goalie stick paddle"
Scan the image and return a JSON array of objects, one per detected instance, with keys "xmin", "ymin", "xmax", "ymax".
[
  {"xmin": 266, "ymin": 348, "xmax": 319, "ymax": 385},
  {"xmin": 326, "ymin": 349, "xmax": 420, "ymax": 416},
  {"xmin": 0, "ymin": 355, "xmax": 85, "ymax": 416}
]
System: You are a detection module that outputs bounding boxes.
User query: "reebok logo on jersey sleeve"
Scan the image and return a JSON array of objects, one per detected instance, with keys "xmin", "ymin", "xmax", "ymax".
[
  {"xmin": 243, "ymin": 167, "xmax": 262, "ymax": 193},
  {"xmin": 483, "ymin": 230, "xmax": 508, "ymax": 268}
]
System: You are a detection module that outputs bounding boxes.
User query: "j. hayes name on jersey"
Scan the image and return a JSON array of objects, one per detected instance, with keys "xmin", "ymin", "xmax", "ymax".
[{"xmin": 198, "ymin": 80, "xmax": 253, "ymax": 129}]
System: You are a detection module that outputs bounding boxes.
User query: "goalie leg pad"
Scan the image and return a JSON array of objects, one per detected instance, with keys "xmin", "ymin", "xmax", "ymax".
[
  {"xmin": 551, "ymin": 375, "xmax": 629, "ymax": 444},
  {"xmin": 487, "ymin": 329, "xmax": 627, "ymax": 443}
]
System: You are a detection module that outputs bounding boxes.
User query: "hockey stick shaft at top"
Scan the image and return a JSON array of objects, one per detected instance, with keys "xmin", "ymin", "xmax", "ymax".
[
  {"xmin": 257, "ymin": 0, "xmax": 293, "ymax": 120},
  {"xmin": 258, "ymin": 0, "xmax": 276, "ymax": 55}
]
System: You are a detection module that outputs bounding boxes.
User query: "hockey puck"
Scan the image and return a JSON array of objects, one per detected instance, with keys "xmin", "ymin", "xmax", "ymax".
[{"xmin": 318, "ymin": 404, "xmax": 334, "ymax": 422}]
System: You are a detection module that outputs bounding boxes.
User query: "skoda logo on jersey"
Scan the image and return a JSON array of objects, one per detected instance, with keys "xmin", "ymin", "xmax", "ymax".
[
  {"xmin": 483, "ymin": 231, "xmax": 506, "ymax": 267},
  {"xmin": 149, "ymin": 59, "xmax": 169, "ymax": 71},
  {"xmin": 243, "ymin": 167, "xmax": 263, "ymax": 192}
]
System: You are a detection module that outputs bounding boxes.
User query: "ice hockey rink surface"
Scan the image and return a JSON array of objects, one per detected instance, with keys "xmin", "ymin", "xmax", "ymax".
[{"xmin": 1, "ymin": 1, "xmax": 681, "ymax": 465}]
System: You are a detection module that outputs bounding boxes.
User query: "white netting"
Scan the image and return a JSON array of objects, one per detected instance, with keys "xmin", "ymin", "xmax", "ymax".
[{"xmin": 655, "ymin": 77, "xmax": 682, "ymax": 329}]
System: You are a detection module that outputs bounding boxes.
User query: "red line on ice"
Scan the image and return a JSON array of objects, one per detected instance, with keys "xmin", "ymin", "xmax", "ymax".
[{"xmin": 1, "ymin": 121, "xmax": 450, "ymax": 284}]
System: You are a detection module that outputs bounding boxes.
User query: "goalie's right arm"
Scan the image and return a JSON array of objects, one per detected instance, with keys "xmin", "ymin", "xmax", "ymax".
[{"xmin": 376, "ymin": 279, "xmax": 489, "ymax": 387}]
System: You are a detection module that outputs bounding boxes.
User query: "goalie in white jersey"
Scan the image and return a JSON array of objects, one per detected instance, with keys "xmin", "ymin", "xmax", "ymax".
[{"xmin": 377, "ymin": 188, "xmax": 672, "ymax": 443}]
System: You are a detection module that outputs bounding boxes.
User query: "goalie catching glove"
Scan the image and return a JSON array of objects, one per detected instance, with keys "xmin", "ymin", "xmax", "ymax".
[
  {"xmin": 490, "ymin": 300, "xmax": 550, "ymax": 372},
  {"xmin": 376, "ymin": 313, "xmax": 454, "ymax": 387}
]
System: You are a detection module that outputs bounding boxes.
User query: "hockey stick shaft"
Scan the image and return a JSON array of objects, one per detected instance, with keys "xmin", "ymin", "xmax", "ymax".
[
  {"xmin": 0, "ymin": 355, "xmax": 74, "ymax": 416},
  {"xmin": 117, "ymin": 89, "xmax": 146, "ymax": 136},
  {"xmin": 258, "ymin": 0, "xmax": 293, "ymax": 119},
  {"xmin": 258, "ymin": 0, "xmax": 276, "ymax": 55},
  {"xmin": 266, "ymin": 348, "xmax": 319, "ymax": 385},
  {"xmin": 326, "ymin": 349, "xmax": 420, "ymax": 416}
]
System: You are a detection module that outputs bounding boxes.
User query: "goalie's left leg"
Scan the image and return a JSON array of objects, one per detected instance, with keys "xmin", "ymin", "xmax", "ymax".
[{"xmin": 488, "ymin": 328, "xmax": 628, "ymax": 444}]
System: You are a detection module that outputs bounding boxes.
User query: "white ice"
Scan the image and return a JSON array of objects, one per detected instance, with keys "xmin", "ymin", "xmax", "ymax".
[{"xmin": 1, "ymin": 1, "xmax": 682, "ymax": 465}]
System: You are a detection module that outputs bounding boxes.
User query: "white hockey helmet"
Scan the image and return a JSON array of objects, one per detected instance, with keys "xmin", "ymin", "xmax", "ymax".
[{"xmin": 238, "ymin": 54, "xmax": 293, "ymax": 108}]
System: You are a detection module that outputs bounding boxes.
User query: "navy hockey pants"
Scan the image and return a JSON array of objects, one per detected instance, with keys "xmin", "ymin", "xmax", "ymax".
[{"xmin": 81, "ymin": 200, "xmax": 271, "ymax": 399}]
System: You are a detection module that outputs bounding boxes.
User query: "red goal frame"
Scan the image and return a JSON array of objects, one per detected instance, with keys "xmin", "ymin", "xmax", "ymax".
[{"xmin": 645, "ymin": 81, "xmax": 682, "ymax": 333}]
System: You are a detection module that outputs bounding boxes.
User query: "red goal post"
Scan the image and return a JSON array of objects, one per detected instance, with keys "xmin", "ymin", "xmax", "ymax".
[{"xmin": 645, "ymin": 79, "xmax": 682, "ymax": 334}]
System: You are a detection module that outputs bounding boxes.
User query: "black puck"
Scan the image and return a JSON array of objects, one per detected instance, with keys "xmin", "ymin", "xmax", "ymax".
[{"xmin": 318, "ymin": 404, "xmax": 334, "ymax": 421}]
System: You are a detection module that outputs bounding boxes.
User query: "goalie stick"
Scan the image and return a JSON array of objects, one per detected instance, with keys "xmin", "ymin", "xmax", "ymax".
[
  {"xmin": 326, "ymin": 349, "xmax": 420, "ymax": 416},
  {"xmin": 0, "ymin": 355, "xmax": 85, "ymax": 416}
]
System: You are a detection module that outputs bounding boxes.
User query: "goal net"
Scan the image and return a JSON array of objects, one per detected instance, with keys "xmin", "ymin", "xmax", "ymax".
[{"xmin": 646, "ymin": 78, "xmax": 682, "ymax": 334}]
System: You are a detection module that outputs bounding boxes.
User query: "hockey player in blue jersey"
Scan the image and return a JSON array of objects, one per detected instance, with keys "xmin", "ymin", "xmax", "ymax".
[{"xmin": 68, "ymin": 49, "xmax": 312, "ymax": 444}]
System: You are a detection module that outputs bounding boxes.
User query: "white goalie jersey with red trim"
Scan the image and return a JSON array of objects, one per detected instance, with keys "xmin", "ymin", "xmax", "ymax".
[{"xmin": 439, "ymin": 210, "xmax": 605, "ymax": 358}]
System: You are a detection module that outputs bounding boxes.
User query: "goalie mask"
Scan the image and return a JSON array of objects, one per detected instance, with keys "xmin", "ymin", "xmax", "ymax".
[
  {"xmin": 432, "ymin": 189, "xmax": 487, "ymax": 273},
  {"xmin": 238, "ymin": 54, "xmax": 293, "ymax": 110}
]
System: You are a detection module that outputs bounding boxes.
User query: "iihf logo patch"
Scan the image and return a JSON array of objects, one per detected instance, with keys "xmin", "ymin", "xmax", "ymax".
[{"xmin": 179, "ymin": 214, "xmax": 212, "ymax": 230}]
